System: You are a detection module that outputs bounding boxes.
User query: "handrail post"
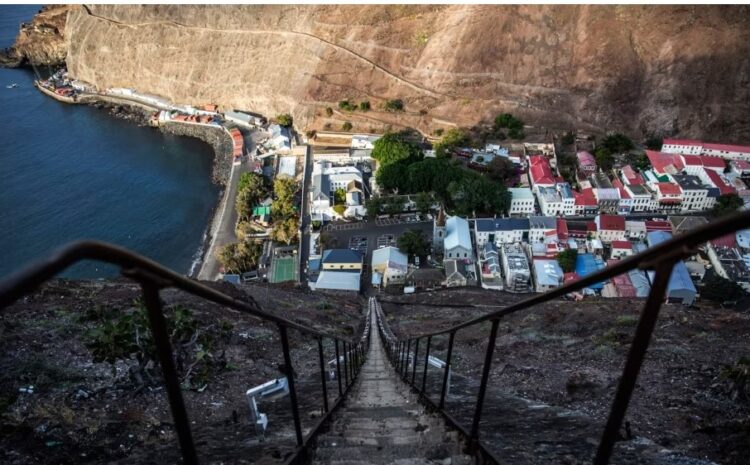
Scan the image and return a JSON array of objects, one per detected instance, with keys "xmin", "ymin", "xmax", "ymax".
[
  {"xmin": 411, "ymin": 337, "xmax": 420, "ymax": 386},
  {"xmin": 343, "ymin": 342, "xmax": 350, "ymax": 387},
  {"xmin": 396, "ymin": 342, "xmax": 403, "ymax": 372},
  {"xmin": 317, "ymin": 337, "xmax": 329, "ymax": 413},
  {"xmin": 402, "ymin": 340, "xmax": 411, "ymax": 379},
  {"xmin": 140, "ymin": 282, "xmax": 198, "ymax": 465},
  {"xmin": 334, "ymin": 339, "xmax": 343, "ymax": 397},
  {"xmin": 278, "ymin": 325, "xmax": 303, "ymax": 447},
  {"xmin": 439, "ymin": 331, "xmax": 455, "ymax": 409},
  {"xmin": 421, "ymin": 336, "xmax": 432, "ymax": 395},
  {"xmin": 594, "ymin": 261, "xmax": 675, "ymax": 464},
  {"xmin": 470, "ymin": 319, "xmax": 500, "ymax": 450}
]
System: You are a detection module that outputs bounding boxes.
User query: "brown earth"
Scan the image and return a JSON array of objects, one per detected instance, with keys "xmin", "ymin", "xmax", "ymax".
[
  {"xmin": 0, "ymin": 279, "xmax": 365, "ymax": 464},
  {"xmin": 7, "ymin": 5, "xmax": 750, "ymax": 142},
  {"xmin": 0, "ymin": 5, "xmax": 70, "ymax": 67},
  {"xmin": 379, "ymin": 288, "xmax": 750, "ymax": 464}
]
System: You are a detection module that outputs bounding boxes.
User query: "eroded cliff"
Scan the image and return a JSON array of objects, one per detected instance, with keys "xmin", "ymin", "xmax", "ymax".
[
  {"xmin": 22, "ymin": 5, "xmax": 750, "ymax": 140},
  {"xmin": 0, "ymin": 5, "xmax": 70, "ymax": 67}
]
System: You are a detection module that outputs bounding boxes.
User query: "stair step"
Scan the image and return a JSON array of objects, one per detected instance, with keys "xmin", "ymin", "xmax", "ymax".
[{"xmin": 313, "ymin": 444, "xmax": 456, "ymax": 464}]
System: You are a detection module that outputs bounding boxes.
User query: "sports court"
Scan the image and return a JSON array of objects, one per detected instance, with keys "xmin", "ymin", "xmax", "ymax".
[{"xmin": 268, "ymin": 255, "xmax": 298, "ymax": 283}]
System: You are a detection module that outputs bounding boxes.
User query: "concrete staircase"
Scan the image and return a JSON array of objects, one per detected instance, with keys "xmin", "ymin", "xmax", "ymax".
[{"xmin": 311, "ymin": 311, "xmax": 471, "ymax": 465}]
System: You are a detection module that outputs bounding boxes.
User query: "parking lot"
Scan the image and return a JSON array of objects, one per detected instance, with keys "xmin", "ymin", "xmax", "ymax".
[
  {"xmin": 348, "ymin": 235, "xmax": 369, "ymax": 256},
  {"xmin": 323, "ymin": 220, "xmax": 433, "ymax": 263}
]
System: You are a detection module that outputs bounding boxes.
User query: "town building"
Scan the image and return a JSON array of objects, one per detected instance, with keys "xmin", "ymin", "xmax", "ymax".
[
  {"xmin": 322, "ymin": 249, "xmax": 363, "ymax": 271},
  {"xmin": 268, "ymin": 124, "xmax": 292, "ymax": 151},
  {"xmin": 309, "ymin": 162, "xmax": 364, "ymax": 220},
  {"xmin": 681, "ymin": 155, "xmax": 726, "ymax": 175},
  {"xmin": 501, "ymin": 244, "xmax": 531, "ymax": 292},
  {"xmin": 625, "ymin": 220, "xmax": 647, "ymax": 240},
  {"xmin": 701, "ymin": 169, "xmax": 736, "ymax": 196},
  {"xmin": 590, "ymin": 173, "xmax": 620, "ymax": 214},
  {"xmin": 575, "ymin": 253, "xmax": 606, "ymax": 293},
  {"xmin": 646, "ymin": 150, "xmax": 685, "ymax": 175},
  {"xmin": 574, "ymin": 188, "xmax": 599, "ymax": 216},
  {"xmin": 595, "ymin": 215, "xmax": 626, "ymax": 243},
  {"xmin": 557, "ymin": 183, "xmax": 576, "ymax": 216},
  {"xmin": 351, "ymin": 134, "xmax": 381, "ymax": 150},
  {"xmin": 620, "ymin": 165, "xmax": 645, "ymax": 186},
  {"xmin": 661, "ymin": 139, "xmax": 703, "ymax": 156},
  {"xmin": 654, "ymin": 182, "xmax": 683, "ymax": 212},
  {"xmin": 532, "ymin": 259, "xmax": 564, "ymax": 293},
  {"xmin": 645, "ymin": 231, "xmax": 697, "ymax": 305},
  {"xmin": 433, "ymin": 207, "xmax": 446, "ymax": 251},
  {"xmin": 479, "ymin": 243, "xmax": 503, "ymax": 290},
  {"xmin": 706, "ymin": 237, "xmax": 750, "ymax": 292},
  {"xmin": 529, "ymin": 216, "xmax": 557, "ymax": 243},
  {"xmin": 444, "ymin": 215, "xmax": 472, "ymax": 260},
  {"xmin": 611, "ymin": 179, "xmax": 633, "ymax": 215},
  {"xmin": 702, "ymin": 142, "xmax": 750, "ymax": 161},
  {"xmin": 444, "ymin": 259, "xmax": 476, "ymax": 287},
  {"xmin": 312, "ymin": 271, "xmax": 361, "ymax": 292},
  {"xmin": 474, "ymin": 218, "xmax": 529, "ymax": 247},
  {"xmin": 611, "ymin": 241, "xmax": 633, "ymax": 259},
  {"xmin": 537, "ymin": 186, "xmax": 564, "ymax": 216},
  {"xmin": 508, "ymin": 187, "xmax": 536, "ymax": 216},
  {"xmin": 624, "ymin": 184, "xmax": 653, "ymax": 212},
  {"xmin": 576, "ymin": 151, "xmax": 597, "ymax": 176},
  {"xmin": 405, "ymin": 268, "xmax": 444, "ymax": 291},
  {"xmin": 371, "ymin": 247, "xmax": 408, "ymax": 288},
  {"xmin": 669, "ymin": 216, "xmax": 709, "ymax": 236},
  {"xmin": 671, "ymin": 174, "xmax": 716, "ymax": 212},
  {"xmin": 529, "ymin": 155, "xmax": 556, "ymax": 191}
]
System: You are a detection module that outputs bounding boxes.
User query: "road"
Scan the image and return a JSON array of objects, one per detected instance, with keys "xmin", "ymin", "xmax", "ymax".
[
  {"xmin": 298, "ymin": 144, "xmax": 313, "ymax": 284},
  {"xmin": 197, "ymin": 126, "xmax": 261, "ymax": 281}
]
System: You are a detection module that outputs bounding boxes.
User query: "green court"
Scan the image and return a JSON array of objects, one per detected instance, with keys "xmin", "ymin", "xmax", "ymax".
[{"xmin": 269, "ymin": 255, "xmax": 297, "ymax": 283}]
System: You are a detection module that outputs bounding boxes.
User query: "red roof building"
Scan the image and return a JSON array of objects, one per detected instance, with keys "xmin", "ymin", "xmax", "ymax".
[
  {"xmin": 663, "ymin": 138, "xmax": 703, "ymax": 147},
  {"xmin": 645, "ymin": 220, "xmax": 672, "ymax": 232},
  {"xmin": 646, "ymin": 150, "xmax": 685, "ymax": 174},
  {"xmin": 556, "ymin": 218, "xmax": 569, "ymax": 241},
  {"xmin": 611, "ymin": 240, "xmax": 632, "ymax": 250},
  {"xmin": 621, "ymin": 165, "xmax": 644, "ymax": 185},
  {"xmin": 598, "ymin": 214, "xmax": 626, "ymax": 231},
  {"xmin": 704, "ymin": 169, "xmax": 736, "ymax": 196},
  {"xmin": 711, "ymin": 232, "xmax": 737, "ymax": 249},
  {"xmin": 733, "ymin": 160, "xmax": 750, "ymax": 173},
  {"xmin": 529, "ymin": 155, "xmax": 555, "ymax": 186},
  {"xmin": 703, "ymin": 142, "xmax": 750, "ymax": 155}
]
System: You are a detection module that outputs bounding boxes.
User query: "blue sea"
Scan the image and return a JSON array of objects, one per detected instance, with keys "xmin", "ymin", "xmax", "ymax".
[{"xmin": 0, "ymin": 5, "xmax": 220, "ymax": 279}]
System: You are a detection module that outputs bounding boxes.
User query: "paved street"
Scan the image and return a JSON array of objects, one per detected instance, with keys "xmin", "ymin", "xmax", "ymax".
[{"xmin": 298, "ymin": 144, "xmax": 313, "ymax": 284}]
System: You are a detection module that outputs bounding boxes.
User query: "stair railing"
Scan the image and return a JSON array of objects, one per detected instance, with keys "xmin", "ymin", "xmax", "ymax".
[
  {"xmin": 374, "ymin": 210, "xmax": 750, "ymax": 464},
  {"xmin": 0, "ymin": 240, "xmax": 371, "ymax": 465}
]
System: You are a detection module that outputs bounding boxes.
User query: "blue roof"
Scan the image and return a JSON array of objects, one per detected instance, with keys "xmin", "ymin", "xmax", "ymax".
[
  {"xmin": 445, "ymin": 216, "xmax": 472, "ymax": 251},
  {"xmin": 575, "ymin": 254, "xmax": 606, "ymax": 290},
  {"xmin": 309, "ymin": 258, "xmax": 321, "ymax": 272},
  {"xmin": 322, "ymin": 249, "xmax": 362, "ymax": 264},
  {"xmin": 477, "ymin": 218, "xmax": 530, "ymax": 232},
  {"xmin": 646, "ymin": 232, "xmax": 697, "ymax": 297}
]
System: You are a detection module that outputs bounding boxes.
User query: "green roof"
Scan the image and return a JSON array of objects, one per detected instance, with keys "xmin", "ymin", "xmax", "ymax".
[{"xmin": 252, "ymin": 206, "xmax": 271, "ymax": 216}]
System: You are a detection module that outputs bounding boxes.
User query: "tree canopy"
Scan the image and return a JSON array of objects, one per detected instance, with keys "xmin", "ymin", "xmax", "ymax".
[
  {"xmin": 397, "ymin": 229, "xmax": 430, "ymax": 258},
  {"xmin": 270, "ymin": 217, "xmax": 299, "ymax": 245},
  {"xmin": 595, "ymin": 147, "xmax": 615, "ymax": 171},
  {"xmin": 434, "ymin": 128, "xmax": 470, "ymax": 158},
  {"xmin": 414, "ymin": 192, "xmax": 433, "ymax": 215},
  {"xmin": 447, "ymin": 176, "xmax": 510, "ymax": 217},
  {"xmin": 384, "ymin": 99, "xmax": 404, "ymax": 112},
  {"xmin": 276, "ymin": 113, "xmax": 293, "ymax": 127},
  {"xmin": 486, "ymin": 156, "xmax": 517, "ymax": 183},
  {"xmin": 218, "ymin": 240, "xmax": 263, "ymax": 274},
  {"xmin": 701, "ymin": 273, "xmax": 745, "ymax": 302},
  {"xmin": 600, "ymin": 133, "xmax": 634, "ymax": 154},
  {"xmin": 556, "ymin": 249, "xmax": 578, "ymax": 273},
  {"xmin": 235, "ymin": 172, "xmax": 269, "ymax": 221},
  {"xmin": 713, "ymin": 193, "xmax": 744, "ymax": 217},
  {"xmin": 372, "ymin": 131, "xmax": 423, "ymax": 167},
  {"xmin": 272, "ymin": 177, "xmax": 298, "ymax": 221}
]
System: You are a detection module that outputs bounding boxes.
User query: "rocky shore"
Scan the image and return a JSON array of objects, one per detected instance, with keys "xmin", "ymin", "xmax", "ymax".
[{"xmin": 159, "ymin": 122, "xmax": 234, "ymax": 186}]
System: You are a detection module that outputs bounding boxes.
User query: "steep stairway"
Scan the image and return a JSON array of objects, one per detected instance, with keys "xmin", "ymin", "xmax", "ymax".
[{"xmin": 311, "ymin": 311, "xmax": 471, "ymax": 465}]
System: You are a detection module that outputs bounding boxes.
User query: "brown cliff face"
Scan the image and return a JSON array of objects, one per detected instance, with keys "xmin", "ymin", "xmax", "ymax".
[
  {"xmin": 47, "ymin": 5, "xmax": 750, "ymax": 140},
  {"xmin": 0, "ymin": 5, "xmax": 71, "ymax": 67}
]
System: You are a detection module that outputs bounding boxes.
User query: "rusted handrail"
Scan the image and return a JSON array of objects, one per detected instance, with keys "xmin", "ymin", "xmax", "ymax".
[
  {"xmin": 0, "ymin": 240, "xmax": 372, "ymax": 465},
  {"xmin": 375, "ymin": 210, "xmax": 750, "ymax": 464}
]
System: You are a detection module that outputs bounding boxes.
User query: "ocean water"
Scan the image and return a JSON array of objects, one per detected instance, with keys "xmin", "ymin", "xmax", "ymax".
[{"xmin": 0, "ymin": 5, "xmax": 220, "ymax": 279}]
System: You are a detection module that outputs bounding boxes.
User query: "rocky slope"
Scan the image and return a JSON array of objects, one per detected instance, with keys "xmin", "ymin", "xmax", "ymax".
[
  {"xmin": 7, "ymin": 5, "xmax": 750, "ymax": 141},
  {"xmin": 0, "ymin": 5, "xmax": 70, "ymax": 67}
]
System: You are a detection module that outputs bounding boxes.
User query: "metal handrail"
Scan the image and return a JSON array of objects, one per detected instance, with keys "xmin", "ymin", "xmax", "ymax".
[
  {"xmin": 375, "ymin": 209, "xmax": 750, "ymax": 464},
  {"xmin": 0, "ymin": 240, "xmax": 372, "ymax": 465}
]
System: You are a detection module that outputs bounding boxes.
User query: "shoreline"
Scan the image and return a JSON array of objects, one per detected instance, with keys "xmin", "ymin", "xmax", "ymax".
[{"xmin": 34, "ymin": 80, "xmax": 235, "ymax": 280}]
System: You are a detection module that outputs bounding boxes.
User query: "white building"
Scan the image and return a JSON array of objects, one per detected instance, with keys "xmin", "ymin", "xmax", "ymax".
[
  {"xmin": 661, "ymin": 139, "xmax": 703, "ymax": 156},
  {"xmin": 671, "ymin": 174, "xmax": 715, "ymax": 212},
  {"xmin": 557, "ymin": 183, "xmax": 576, "ymax": 216},
  {"xmin": 528, "ymin": 216, "xmax": 557, "ymax": 244},
  {"xmin": 444, "ymin": 216, "xmax": 473, "ymax": 260},
  {"xmin": 474, "ymin": 218, "xmax": 530, "ymax": 247},
  {"xmin": 532, "ymin": 259, "xmax": 563, "ymax": 293},
  {"xmin": 508, "ymin": 187, "xmax": 535, "ymax": 216},
  {"xmin": 371, "ymin": 247, "xmax": 408, "ymax": 287},
  {"xmin": 537, "ymin": 186, "xmax": 564, "ymax": 216},
  {"xmin": 702, "ymin": 142, "xmax": 750, "ymax": 161},
  {"xmin": 309, "ymin": 162, "xmax": 364, "ymax": 221},
  {"xmin": 351, "ymin": 134, "xmax": 381, "ymax": 150},
  {"xmin": 501, "ymin": 244, "xmax": 531, "ymax": 292},
  {"xmin": 624, "ymin": 184, "xmax": 653, "ymax": 212}
]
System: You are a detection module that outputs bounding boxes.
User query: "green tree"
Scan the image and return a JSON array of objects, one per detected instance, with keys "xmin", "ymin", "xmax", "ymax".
[
  {"xmin": 713, "ymin": 193, "xmax": 744, "ymax": 217},
  {"xmin": 376, "ymin": 161, "xmax": 410, "ymax": 192},
  {"xmin": 434, "ymin": 128, "xmax": 469, "ymax": 158},
  {"xmin": 384, "ymin": 99, "xmax": 404, "ymax": 112},
  {"xmin": 359, "ymin": 101, "xmax": 371, "ymax": 111},
  {"xmin": 701, "ymin": 273, "xmax": 745, "ymax": 302},
  {"xmin": 600, "ymin": 133, "xmax": 634, "ymax": 154},
  {"xmin": 218, "ymin": 240, "xmax": 263, "ymax": 274},
  {"xmin": 644, "ymin": 136, "xmax": 662, "ymax": 150},
  {"xmin": 333, "ymin": 204, "xmax": 347, "ymax": 216},
  {"xmin": 384, "ymin": 196, "xmax": 405, "ymax": 215},
  {"xmin": 397, "ymin": 229, "xmax": 430, "ymax": 258},
  {"xmin": 338, "ymin": 100, "xmax": 355, "ymax": 111},
  {"xmin": 630, "ymin": 152, "xmax": 650, "ymax": 171},
  {"xmin": 486, "ymin": 156, "xmax": 516, "ymax": 183},
  {"xmin": 270, "ymin": 217, "xmax": 299, "ymax": 245},
  {"xmin": 494, "ymin": 113, "xmax": 515, "ymax": 129},
  {"xmin": 595, "ymin": 147, "xmax": 615, "ymax": 171},
  {"xmin": 507, "ymin": 127, "xmax": 525, "ymax": 140},
  {"xmin": 342, "ymin": 121, "xmax": 353, "ymax": 131},
  {"xmin": 365, "ymin": 196, "xmax": 384, "ymax": 219},
  {"xmin": 414, "ymin": 192, "xmax": 433, "ymax": 215},
  {"xmin": 447, "ymin": 176, "xmax": 509, "ymax": 217},
  {"xmin": 276, "ymin": 113, "xmax": 293, "ymax": 127},
  {"xmin": 272, "ymin": 177, "xmax": 299, "ymax": 220},
  {"xmin": 433, "ymin": 128, "xmax": 444, "ymax": 137},
  {"xmin": 561, "ymin": 131, "xmax": 576, "ymax": 145},
  {"xmin": 324, "ymin": 107, "xmax": 333, "ymax": 117},
  {"xmin": 371, "ymin": 131, "xmax": 423, "ymax": 167},
  {"xmin": 334, "ymin": 188, "xmax": 346, "ymax": 205},
  {"xmin": 556, "ymin": 249, "xmax": 578, "ymax": 273}
]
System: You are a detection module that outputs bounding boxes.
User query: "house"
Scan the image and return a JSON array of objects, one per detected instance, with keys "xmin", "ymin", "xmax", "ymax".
[
  {"xmin": 268, "ymin": 124, "xmax": 292, "ymax": 151},
  {"xmin": 225, "ymin": 110, "xmax": 262, "ymax": 128},
  {"xmin": 624, "ymin": 184, "xmax": 653, "ymax": 212},
  {"xmin": 661, "ymin": 139, "xmax": 703, "ymax": 156},
  {"xmin": 532, "ymin": 259, "xmax": 564, "ymax": 293},
  {"xmin": 557, "ymin": 183, "xmax": 576, "ymax": 216},
  {"xmin": 671, "ymin": 174, "xmax": 715, "ymax": 212},
  {"xmin": 681, "ymin": 155, "xmax": 726, "ymax": 175},
  {"xmin": 669, "ymin": 216, "xmax": 709, "ymax": 236},
  {"xmin": 612, "ymin": 179, "xmax": 633, "ymax": 215},
  {"xmin": 508, "ymin": 187, "xmax": 535, "ymax": 216},
  {"xmin": 576, "ymin": 151, "xmax": 597, "ymax": 176},
  {"xmin": 309, "ymin": 162, "xmax": 364, "ymax": 220},
  {"xmin": 501, "ymin": 244, "xmax": 531, "ymax": 292},
  {"xmin": 529, "ymin": 216, "xmax": 557, "ymax": 243},
  {"xmin": 371, "ymin": 247, "xmax": 408, "ymax": 287},
  {"xmin": 433, "ymin": 206, "xmax": 447, "ymax": 250},
  {"xmin": 444, "ymin": 216, "xmax": 472, "ymax": 260},
  {"xmin": 444, "ymin": 259, "xmax": 476, "ymax": 287},
  {"xmin": 603, "ymin": 264, "xmax": 638, "ymax": 298},
  {"xmin": 646, "ymin": 150, "xmax": 685, "ymax": 175},
  {"xmin": 574, "ymin": 188, "xmax": 599, "ymax": 216},
  {"xmin": 611, "ymin": 241, "xmax": 633, "ymax": 259},
  {"xmin": 537, "ymin": 186, "xmax": 564, "ymax": 216},
  {"xmin": 479, "ymin": 243, "xmax": 504, "ymax": 290},
  {"xmin": 595, "ymin": 215, "xmax": 626, "ymax": 243},
  {"xmin": 645, "ymin": 220, "xmax": 672, "ymax": 233},
  {"xmin": 654, "ymin": 182, "xmax": 683, "ymax": 211},
  {"xmin": 575, "ymin": 253, "xmax": 606, "ymax": 292},
  {"xmin": 706, "ymin": 235, "xmax": 750, "ymax": 291},
  {"xmin": 557, "ymin": 218, "xmax": 569, "ymax": 241},
  {"xmin": 475, "ymin": 218, "xmax": 530, "ymax": 247},
  {"xmin": 529, "ymin": 155, "xmax": 556, "ymax": 191},
  {"xmin": 406, "ymin": 268, "xmax": 444, "ymax": 290},
  {"xmin": 567, "ymin": 220, "xmax": 598, "ymax": 240},
  {"xmin": 625, "ymin": 220, "xmax": 647, "ymax": 240},
  {"xmin": 702, "ymin": 169, "xmax": 736, "ymax": 196},
  {"xmin": 645, "ymin": 231, "xmax": 697, "ymax": 305},
  {"xmin": 321, "ymin": 249, "xmax": 363, "ymax": 271},
  {"xmin": 310, "ymin": 170, "xmax": 332, "ymax": 221},
  {"xmin": 590, "ymin": 173, "xmax": 620, "ymax": 214},
  {"xmin": 621, "ymin": 165, "xmax": 645, "ymax": 186},
  {"xmin": 312, "ymin": 271, "xmax": 361, "ymax": 292},
  {"xmin": 733, "ymin": 160, "xmax": 750, "ymax": 177}
]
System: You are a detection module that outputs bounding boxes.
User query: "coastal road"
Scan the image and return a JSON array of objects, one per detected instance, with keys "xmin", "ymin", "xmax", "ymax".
[
  {"xmin": 197, "ymin": 126, "xmax": 261, "ymax": 281},
  {"xmin": 298, "ymin": 144, "xmax": 313, "ymax": 284}
]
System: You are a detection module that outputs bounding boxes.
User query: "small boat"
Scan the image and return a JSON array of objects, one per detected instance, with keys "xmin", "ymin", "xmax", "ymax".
[{"xmin": 6, "ymin": 83, "xmax": 19, "ymax": 89}]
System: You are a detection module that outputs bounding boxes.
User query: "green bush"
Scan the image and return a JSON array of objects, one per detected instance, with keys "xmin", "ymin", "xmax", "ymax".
[
  {"xmin": 359, "ymin": 101, "xmax": 371, "ymax": 111},
  {"xmin": 333, "ymin": 204, "xmax": 347, "ymax": 216},
  {"xmin": 325, "ymin": 107, "xmax": 333, "ymax": 117},
  {"xmin": 384, "ymin": 99, "xmax": 404, "ymax": 112},
  {"xmin": 276, "ymin": 113, "xmax": 293, "ymax": 127},
  {"xmin": 342, "ymin": 121, "xmax": 353, "ymax": 131},
  {"xmin": 338, "ymin": 100, "xmax": 355, "ymax": 111}
]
